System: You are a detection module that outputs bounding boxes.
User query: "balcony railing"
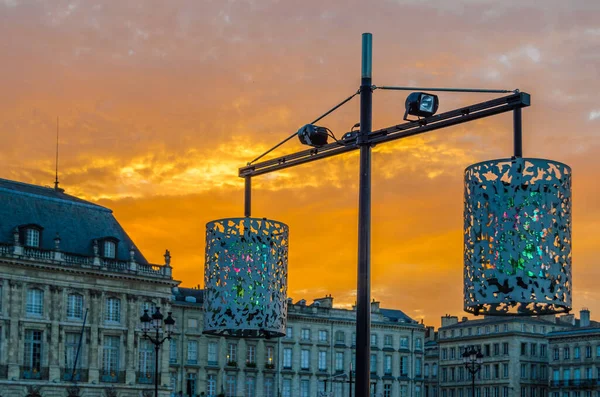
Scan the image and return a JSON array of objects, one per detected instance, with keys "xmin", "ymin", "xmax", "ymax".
[
  {"xmin": 104, "ymin": 259, "xmax": 129, "ymax": 272},
  {"xmin": 61, "ymin": 368, "xmax": 89, "ymax": 382},
  {"xmin": 0, "ymin": 243, "xmax": 12, "ymax": 255},
  {"xmin": 100, "ymin": 370, "xmax": 126, "ymax": 383},
  {"xmin": 137, "ymin": 371, "xmax": 159, "ymax": 384},
  {"xmin": 0, "ymin": 242, "xmax": 171, "ymax": 279},
  {"xmin": 23, "ymin": 247, "xmax": 54, "ymax": 260},
  {"xmin": 21, "ymin": 366, "xmax": 49, "ymax": 380},
  {"xmin": 561, "ymin": 379, "xmax": 600, "ymax": 388}
]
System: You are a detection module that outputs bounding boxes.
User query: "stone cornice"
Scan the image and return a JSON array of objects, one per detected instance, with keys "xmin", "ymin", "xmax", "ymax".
[{"xmin": 0, "ymin": 257, "xmax": 179, "ymax": 287}]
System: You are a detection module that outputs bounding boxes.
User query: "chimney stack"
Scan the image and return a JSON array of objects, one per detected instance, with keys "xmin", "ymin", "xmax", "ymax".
[
  {"xmin": 370, "ymin": 300, "xmax": 380, "ymax": 313},
  {"xmin": 580, "ymin": 308, "xmax": 590, "ymax": 328},
  {"xmin": 441, "ymin": 314, "xmax": 459, "ymax": 327}
]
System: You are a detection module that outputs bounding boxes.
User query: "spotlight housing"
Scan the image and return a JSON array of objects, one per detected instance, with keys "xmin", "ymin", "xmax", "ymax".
[
  {"xmin": 404, "ymin": 92, "xmax": 439, "ymax": 120},
  {"xmin": 298, "ymin": 124, "xmax": 329, "ymax": 147}
]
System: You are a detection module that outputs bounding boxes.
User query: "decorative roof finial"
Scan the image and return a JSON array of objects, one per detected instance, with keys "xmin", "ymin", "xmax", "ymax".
[
  {"xmin": 54, "ymin": 233, "xmax": 61, "ymax": 251},
  {"xmin": 164, "ymin": 249, "xmax": 171, "ymax": 267}
]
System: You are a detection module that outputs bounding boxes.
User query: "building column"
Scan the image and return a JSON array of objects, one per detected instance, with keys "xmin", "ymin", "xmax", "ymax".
[
  {"xmin": 48, "ymin": 285, "xmax": 62, "ymax": 380},
  {"xmin": 88, "ymin": 289, "xmax": 101, "ymax": 382},
  {"xmin": 7, "ymin": 280, "xmax": 22, "ymax": 379},
  {"xmin": 126, "ymin": 294, "xmax": 138, "ymax": 385},
  {"xmin": 159, "ymin": 297, "xmax": 172, "ymax": 395},
  {"xmin": 257, "ymin": 339, "xmax": 265, "ymax": 396}
]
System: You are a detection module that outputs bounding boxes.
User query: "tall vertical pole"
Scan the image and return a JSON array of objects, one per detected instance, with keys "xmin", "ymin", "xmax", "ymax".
[
  {"xmin": 155, "ymin": 325, "xmax": 160, "ymax": 397},
  {"xmin": 71, "ymin": 308, "xmax": 88, "ymax": 382},
  {"xmin": 244, "ymin": 176, "xmax": 252, "ymax": 217},
  {"xmin": 513, "ymin": 107, "xmax": 522, "ymax": 158},
  {"xmin": 349, "ymin": 362, "xmax": 353, "ymax": 397},
  {"xmin": 471, "ymin": 368, "xmax": 475, "ymax": 397},
  {"xmin": 356, "ymin": 32, "xmax": 373, "ymax": 397}
]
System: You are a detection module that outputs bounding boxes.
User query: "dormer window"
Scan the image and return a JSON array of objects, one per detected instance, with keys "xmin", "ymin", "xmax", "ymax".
[
  {"xmin": 19, "ymin": 224, "xmax": 43, "ymax": 248},
  {"xmin": 104, "ymin": 241, "xmax": 116, "ymax": 259},
  {"xmin": 26, "ymin": 229, "xmax": 40, "ymax": 247},
  {"xmin": 98, "ymin": 237, "xmax": 119, "ymax": 259}
]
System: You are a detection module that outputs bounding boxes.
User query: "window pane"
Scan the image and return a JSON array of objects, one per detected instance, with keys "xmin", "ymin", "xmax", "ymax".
[
  {"xmin": 26, "ymin": 289, "xmax": 43, "ymax": 316},
  {"xmin": 282, "ymin": 379, "xmax": 291, "ymax": 397},
  {"xmin": 105, "ymin": 298, "xmax": 121, "ymax": 323},
  {"xmin": 245, "ymin": 376, "xmax": 255, "ymax": 397},
  {"xmin": 226, "ymin": 375, "xmax": 236, "ymax": 397},
  {"xmin": 208, "ymin": 342, "xmax": 218, "ymax": 364},
  {"xmin": 187, "ymin": 340, "xmax": 198, "ymax": 364},
  {"xmin": 264, "ymin": 378, "xmax": 274, "ymax": 397},
  {"xmin": 207, "ymin": 374, "xmax": 217, "ymax": 397},
  {"xmin": 104, "ymin": 241, "xmax": 116, "ymax": 258},
  {"xmin": 67, "ymin": 294, "xmax": 83, "ymax": 319},
  {"xmin": 65, "ymin": 332, "xmax": 83, "ymax": 372},
  {"xmin": 26, "ymin": 229, "xmax": 40, "ymax": 247},
  {"xmin": 169, "ymin": 338, "xmax": 177, "ymax": 363},
  {"xmin": 24, "ymin": 330, "xmax": 42, "ymax": 371},
  {"xmin": 139, "ymin": 339, "xmax": 155, "ymax": 378},
  {"xmin": 102, "ymin": 335, "xmax": 120, "ymax": 376},
  {"xmin": 247, "ymin": 345, "xmax": 256, "ymax": 364}
]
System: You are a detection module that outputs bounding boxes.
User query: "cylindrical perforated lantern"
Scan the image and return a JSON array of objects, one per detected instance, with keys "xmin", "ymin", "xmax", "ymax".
[
  {"xmin": 203, "ymin": 217, "xmax": 288, "ymax": 338},
  {"xmin": 464, "ymin": 158, "xmax": 572, "ymax": 315}
]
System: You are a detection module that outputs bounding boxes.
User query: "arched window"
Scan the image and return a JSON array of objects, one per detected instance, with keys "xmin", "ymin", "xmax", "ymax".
[
  {"xmin": 26, "ymin": 288, "xmax": 44, "ymax": 316},
  {"xmin": 67, "ymin": 293, "xmax": 84, "ymax": 320},
  {"xmin": 105, "ymin": 297, "xmax": 121, "ymax": 323}
]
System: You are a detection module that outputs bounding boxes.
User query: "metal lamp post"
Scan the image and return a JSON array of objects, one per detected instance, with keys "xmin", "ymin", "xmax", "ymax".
[
  {"xmin": 140, "ymin": 308, "xmax": 176, "ymax": 397},
  {"xmin": 463, "ymin": 346, "xmax": 483, "ymax": 397},
  {"xmin": 202, "ymin": 32, "xmax": 572, "ymax": 397}
]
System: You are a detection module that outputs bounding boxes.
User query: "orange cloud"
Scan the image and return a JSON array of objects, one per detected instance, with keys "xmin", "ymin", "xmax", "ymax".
[{"xmin": 2, "ymin": 0, "xmax": 599, "ymax": 326}]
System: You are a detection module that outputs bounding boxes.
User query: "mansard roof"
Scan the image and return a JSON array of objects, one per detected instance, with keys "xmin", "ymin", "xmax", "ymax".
[
  {"xmin": 380, "ymin": 308, "xmax": 419, "ymax": 324},
  {"xmin": 0, "ymin": 178, "xmax": 148, "ymax": 264}
]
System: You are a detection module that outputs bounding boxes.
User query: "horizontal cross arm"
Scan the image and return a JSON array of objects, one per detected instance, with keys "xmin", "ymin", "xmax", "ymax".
[{"xmin": 239, "ymin": 92, "xmax": 530, "ymax": 178}]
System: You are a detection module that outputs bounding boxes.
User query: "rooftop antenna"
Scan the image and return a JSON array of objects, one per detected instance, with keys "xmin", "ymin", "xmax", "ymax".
[{"xmin": 54, "ymin": 116, "xmax": 60, "ymax": 191}]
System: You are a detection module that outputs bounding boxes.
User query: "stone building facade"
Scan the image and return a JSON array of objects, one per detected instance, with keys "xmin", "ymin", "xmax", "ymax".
[
  {"xmin": 0, "ymin": 178, "xmax": 426, "ymax": 397},
  {"xmin": 423, "ymin": 326, "xmax": 439, "ymax": 397},
  {"xmin": 0, "ymin": 178, "xmax": 177, "ymax": 396},
  {"xmin": 435, "ymin": 315, "xmax": 572, "ymax": 397},
  {"xmin": 547, "ymin": 309, "xmax": 600, "ymax": 397},
  {"xmin": 168, "ymin": 291, "xmax": 426, "ymax": 397}
]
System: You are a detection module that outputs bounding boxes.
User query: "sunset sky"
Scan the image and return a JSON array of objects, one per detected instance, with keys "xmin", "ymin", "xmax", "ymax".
[{"xmin": 1, "ymin": 0, "xmax": 599, "ymax": 326}]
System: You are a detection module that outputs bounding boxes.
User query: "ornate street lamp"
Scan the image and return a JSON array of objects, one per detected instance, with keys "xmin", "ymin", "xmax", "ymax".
[
  {"xmin": 463, "ymin": 346, "xmax": 483, "ymax": 397},
  {"xmin": 464, "ymin": 158, "xmax": 572, "ymax": 315},
  {"xmin": 203, "ymin": 217, "xmax": 289, "ymax": 338},
  {"xmin": 140, "ymin": 308, "xmax": 175, "ymax": 397}
]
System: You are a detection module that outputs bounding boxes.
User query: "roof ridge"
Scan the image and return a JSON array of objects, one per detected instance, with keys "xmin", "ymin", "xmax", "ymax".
[{"xmin": 0, "ymin": 178, "xmax": 110, "ymax": 212}]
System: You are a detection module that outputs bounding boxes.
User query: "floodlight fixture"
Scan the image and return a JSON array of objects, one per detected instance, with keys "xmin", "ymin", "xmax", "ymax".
[
  {"xmin": 298, "ymin": 124, "xmax": 329, "ymax": 147},
  {"xmin": 404, "ymin": 92, "xmax": 439, "ymax": 120}
]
